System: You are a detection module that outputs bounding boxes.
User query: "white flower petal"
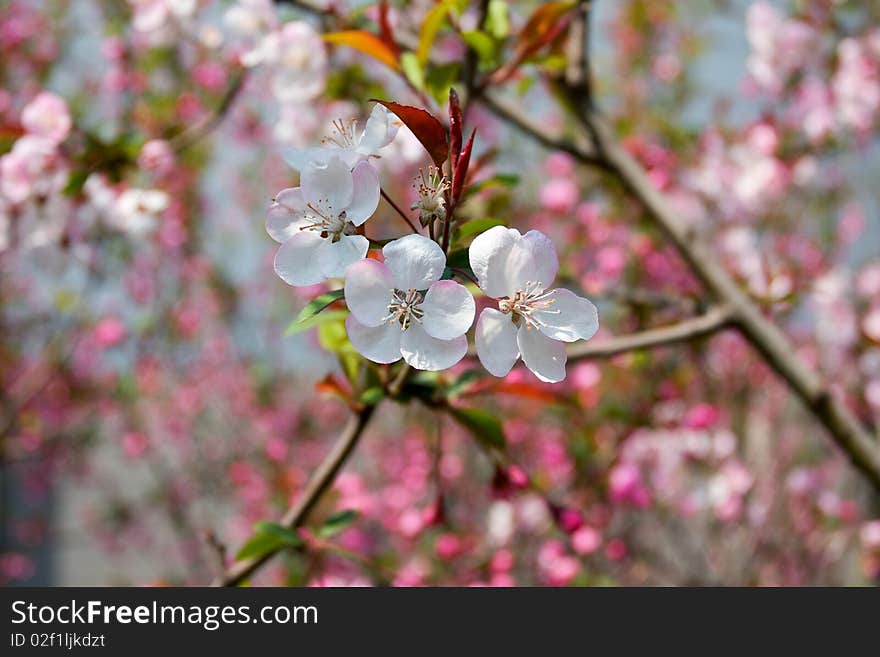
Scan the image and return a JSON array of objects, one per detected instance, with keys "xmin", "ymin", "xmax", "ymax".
[
  {"xmin": 343, "ymin": 258, "xmax": 394, "ymax": 326},
  {"xmin": 469, "ymin": 226, "xmax": 537, "ymax": 298},
  {"xmin": 420, "ymin": 280, "xmax": 475, "ymax": 340},
  {"xmin": 535, "ymin": 288, "xmax": 599, "ymax": 343},
  {"xmin": 345, "ymin": 161, "xmax": 380, "ymax": 226},
  {"xmin": 282, "ymin": 146, "xmax": 337, "ymax": 172},
  {"xmin": 274, "ymin": 231, "xmax": 328, "ymax": 286},
  {"xmin": 358, "ymin": 105, "xmax": 399, "ymax": 156},
  {"xmin": 318, "ymin": 234, "xmax": 369, "ymax": 278},
  {"xmin": 346, "ymin": 314, "xmax": 402, "ymax": 364},
  {"xmin": 266, "ymin": 187, "xmax": 310, "ymax": 242},
  {"xmin": 517, "ymin": 325, "xmax": 567, "ymax": 383},
  {"xmin": 382, "ymin": 234, "xmax": 446, "ymax": 291},
  {"xmin": 475, "ymin": 308, "xmax": 520, "ymax": 377},
  {"xmin": 301, "ymin": 154, "xmax": 353, "ymax": 212},
  {"xmin": 400, "ymin": 324, "xmax": 468, "ymax": 371},
  {"xmin": 522, "ymin": 230, "xmax": 559, "ymax": 288}
]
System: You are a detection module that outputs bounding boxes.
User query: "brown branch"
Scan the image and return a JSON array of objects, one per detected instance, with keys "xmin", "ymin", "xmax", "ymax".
[
  {"xmin": 169, "ymin": 71, "xmax": 247, "ymax": 153},
  {"xmin": 465, "ymin": 307, "xmax": 731, "ymax": 361},
  {"xmin": 568, "ymin": 306, "xmax": 732, "ymax": 361},
  {"xmin": 478, "ymin": 92, "xmax": 880, "ymax": 491},
  {"xmin": 214, "ymin": 405, "xmax": 375, "ymax": 586}
]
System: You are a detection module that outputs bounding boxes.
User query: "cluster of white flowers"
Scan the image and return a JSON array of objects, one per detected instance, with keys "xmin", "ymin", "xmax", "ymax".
[{"xmin": 267, "ymin": 105, "xmax": 599, "ymax": 382}]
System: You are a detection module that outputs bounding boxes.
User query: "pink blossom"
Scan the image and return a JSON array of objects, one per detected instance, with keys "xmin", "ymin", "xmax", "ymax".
[
  {"xmin": 604, "ymin": 538, "xmax": 628, "ymax": 561},
  {"xmin": 490, "ymin": 549, "xmax": 514, "ymax": 572},
  {"xmin": 0, "ymin": 135, "xmax": 60, "ymax": 204},
  {"xmin": 863, "ymin": 308, "xmax": 880, "ymax": 342},
  {"xmin": 571, "ymin": 526, "xmax": 602, "ymax": 555},
  {"xmin": 434, "ymin": 533, "xmax": 463, "ymax": 561},
  {"xmin": 0, "ymin": 553, "xmax": 35, "ymax": 582},
  {"xmin": 683, "ymin": 403, "xmax": 720, "ymax": 429},
  {"xmin": 833, "ymin": 38, "xmax": 880, "ymax": 133},
  {"xmin": 138, "ymin": 139, "xmax": 175, "ymax": 175},
  {"xmin": 861, "ymin": 521, "xmax": 880, "ymax": 551},
  {"xmin": 539, "ymin": 177, "xmax": 579, "ymax": 214},
  {"xmin": 543, "ymin": 153, "xmax": 575, "ymax": 177},
  {"xmin": 122, "ymin": 432, "xmax": 149, "ymax": 457},
  {"xmin": 93, "ymin": 316, "xmax": 127, "ymax": 348},
  {"xmin": 609, "ymin": 462, "xmax": 651, "ymax": 508},
  {"xmin": 21, "ymin": 91, "xmax": 71, "ymax": 144}
]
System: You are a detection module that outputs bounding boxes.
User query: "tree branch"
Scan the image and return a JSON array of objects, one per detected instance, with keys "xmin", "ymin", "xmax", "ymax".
[
  {"xmin": 169, "ymin": 71, "xmax": 247, "ymax": 153},
  {"xmin": 477, "ymin": 92, "xmax": 880, "ymax": 491},
  {"xmin": 214, "ymin": 405, "xmax": 375, "ymax": 586},
  {"xmin": 568, "ymin": 306, "xmax": 732, "ymax": 361}
]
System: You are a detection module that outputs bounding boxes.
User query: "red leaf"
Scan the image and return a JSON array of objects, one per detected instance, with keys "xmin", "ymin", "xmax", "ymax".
[
  {"xmin": 493, "ymin": 381, "xmax": 560, "ymax": 403},
  {"xmin": 452, "ymin": 129, "xmax": 475, "ymax": 203},
  {"xmin": 519, "ymin": 1, "xmax": 577, "ymax": 47},
  {"xmin": 315, "ymin": 374, "xmax": 351, "ymax": 399},
  {"xmin": 371, "ymin": 99, "xmax": 449, "ymax": 168},
  {"xmin": 377, "ymin": 1, "xmax": 399, "ymax": 58},
  {"xmin": 489, "ymin": 1, "xmax": 577, "ymax": 84},
  {"xmin": 448, "ymin": 88, "xmax": 463, "ymax": 170}
]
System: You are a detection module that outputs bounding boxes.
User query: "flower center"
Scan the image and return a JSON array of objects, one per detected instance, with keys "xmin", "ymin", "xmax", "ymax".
[
  {"xmin": 322, "ymin": 118, "xmax": 358, "ymax": 149},
  {"xmin": 410, "ymin": 166, "xmax": 450, "ymax": 227},
  {"xmin": 498, "ymin": 281, "xmax": 559, "ymax": 329},
  {"xmin": 301, "ymin": 204, "xmax": 356, "ymax": 242},
  {"xmin": 383, "ymin": 288, "xmax": 425, "ymax": 331}
]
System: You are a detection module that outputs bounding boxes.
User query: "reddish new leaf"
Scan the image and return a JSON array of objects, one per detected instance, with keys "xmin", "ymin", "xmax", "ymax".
[
  {"xmin": 377, "ymin": 0, "xmax": 399, "ymax": 58},
  {"xmin": 489, "ymin": 1, "xmax": 577, "ymax": 84},
  {"xmin": 323, "ymin": 31, "xmax": 400, "ymax": 71},
  {"xmin": 371, "ymin": 99, "xmax": 449, "ymax": 168},
  {"xmin": 452, "ymin": 128, "xmax": 476, "ymax": 204},
  {"xmin": 519, "ymin": 1, "xmax": 577, "ymax": 46},
  {"xmin": 494, "ymin": 381, "xmax": 560, "ymax": 403},
  {"xmin": 448, "ymin": 88, "xmax": 463, "ymax": 169}
]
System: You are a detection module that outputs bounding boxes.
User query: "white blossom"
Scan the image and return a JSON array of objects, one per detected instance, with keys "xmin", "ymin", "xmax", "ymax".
[
  {"xmin": 344, "ymin": 234, "xmax": 475, "ymax": 371},
  {"xmin": 269, "ymin": 158, "xmax": 379, "ymax": 286},
  {"xmin": 469, "ymin": 226, "xmax": 598, "ymax": 382},
  {"xmin": 283, "ymin": 104, "xmax": 400, "ymax": 171}
]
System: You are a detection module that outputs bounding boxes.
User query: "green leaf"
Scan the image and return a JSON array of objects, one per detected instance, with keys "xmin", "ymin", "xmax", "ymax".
[
  {"xmin": 359, "ymin": 386, "xmax": 386, "ymax": 406},
  {"xmin": 285, "ymin": 310, "xmax": 348, "ymax": 336},
  {"xmin": 401, "ymin": 51, "xmax": 425, "ymax": 91},
  {"xmin": 255, "ymin": 521, "xmax": 305, "ymax": 547},
  {"xmin": 235, "ymin": 522, "xmax": 304, "ymax": 561},
  {"xmin": 63, "ymin": 170, "xmax": 89, "ymax": 197},
  {"xmin": 466, "ymin": 174, "xmax": 519, "ymax": 195},
  {"xmin": 461, "ymin": 30, "xmax": 496, "ymax": 64},
  {"xmin": 417, "ymin": 0, "xmax": 462, "ymax": 66},
  {"xmin": 446, "ymin": 369, "xmax": 483, "ymax": 398},
  {"xmin": 449, "ymin": 407, "xmax": 506, "ymax": 449},
  {"xmin": 426, "ymin": 62, "xmax": 461, "ymax": 105},
  {"xmin": 485, "ymin": 0, "xmax": 510, "ymax": 39},
  {"xmin": 456, "ymin": 217, "xmax": 506, "ymax": 240},
  {"xmin": 317, "ymin": 316, "xmax": 352, "ymax": 354},
  {"xmin": 292, "ymin": 290, "xmax": 345, "ymax": 326},
  {"xmin": 446, "ymin": 248, "xmax": 470, "ymax": 270},
  {"xmin": 317, "ymin": 510, "xmax": 360, "ymax": 538}
]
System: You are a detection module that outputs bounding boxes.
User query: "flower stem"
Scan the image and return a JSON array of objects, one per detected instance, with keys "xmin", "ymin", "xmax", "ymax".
[{"xmin": 380, "ymin": 188, "xmax": 419, "ymax": 234}]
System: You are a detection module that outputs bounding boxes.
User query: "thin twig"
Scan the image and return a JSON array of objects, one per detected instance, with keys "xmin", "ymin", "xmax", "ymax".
[
  {"xmin": 169, "ymin": 71, "xmax": 247, "ymax": 153},
  {"xmin": 215, "ymin": 406, "xmax": 375, "ymax": 586},
  {"xmin": 465, "ymin": 307, "xmax": 732, "ymax": 360},
  {"xmin": 380, "ymin": 188, "xmax": 419, "ymax": 234},
  {"xmin": 567, "ymin": 306, "xmax": 732, "ymax": 361}
]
